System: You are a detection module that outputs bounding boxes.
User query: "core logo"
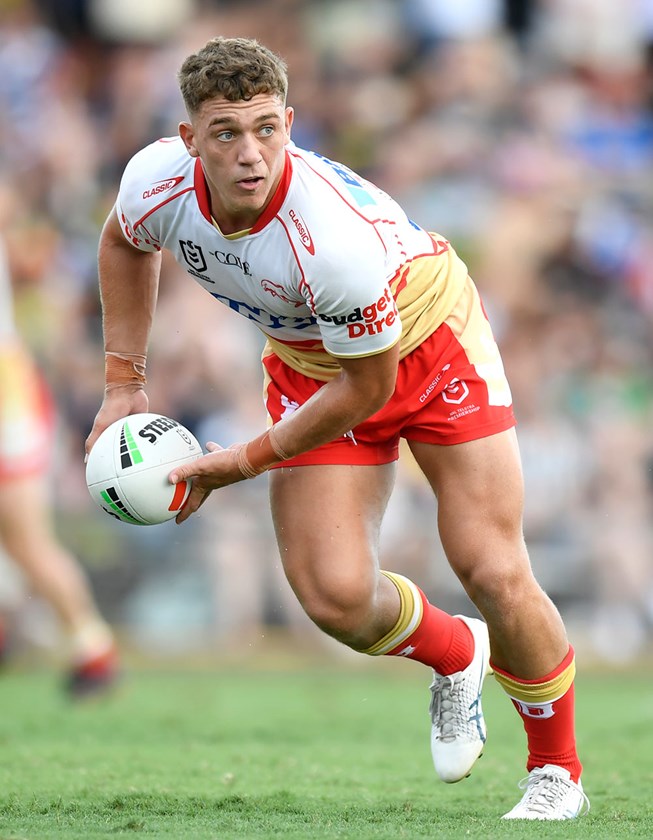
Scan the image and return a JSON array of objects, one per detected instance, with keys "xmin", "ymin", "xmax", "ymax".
[
  {"xmin": 319, "ymin": 289, "xmax": 398, "ymax": 338},
  {"xmin": 142, "ymin": 176, "xmax": 184, "ymax": 199},
  {"xmin": 210, "ymin": 250, "xmax": 252, "ymax": 276},
  {"xmin": 441, "ymin": 378, "xmax": 469, "ymax": 405},
  {"xmin": 288, "ymin": 209, "xmax": 315, "ymax": 255}
]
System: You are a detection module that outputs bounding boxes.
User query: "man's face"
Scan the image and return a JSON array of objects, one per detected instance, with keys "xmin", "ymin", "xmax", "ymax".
[{"xmin": 179, "ymin": 93, "xmax": 293, "ymax": 234}]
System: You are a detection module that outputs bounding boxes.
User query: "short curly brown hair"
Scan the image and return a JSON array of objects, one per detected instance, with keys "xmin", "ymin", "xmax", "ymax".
[{"xmin": 178, "ymin": 36, "xmax": 288, "ymax": 116}]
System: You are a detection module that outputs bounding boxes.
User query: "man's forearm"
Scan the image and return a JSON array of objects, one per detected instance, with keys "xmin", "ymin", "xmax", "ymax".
[
  {"xmin": 240, "ymin": 345, "xmax": 400, "ymax": 474},
  {"xmin": 98, "ymin": 213, "xmax": 162, "ymax": 357}
]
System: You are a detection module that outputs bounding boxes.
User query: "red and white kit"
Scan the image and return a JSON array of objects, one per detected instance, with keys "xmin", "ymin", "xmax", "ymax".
[{"xmin": 117, "ymin": 137, "xmax": 515, "ymax": 464}]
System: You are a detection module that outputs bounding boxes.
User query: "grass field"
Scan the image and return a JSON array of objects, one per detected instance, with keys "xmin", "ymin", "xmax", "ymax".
[{"xmin": 0, "ymin": 656, "xmax": 651, "ymax": 839}]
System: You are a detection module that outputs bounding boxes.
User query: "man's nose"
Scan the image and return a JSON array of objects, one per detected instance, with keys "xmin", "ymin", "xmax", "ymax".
[{"xmin": 238, "ymin": 133, "xmax": 263, "ymax": 164}]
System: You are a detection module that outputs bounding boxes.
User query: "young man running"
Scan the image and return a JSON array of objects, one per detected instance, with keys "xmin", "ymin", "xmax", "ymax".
[{"xmin": 87, "ymin": 36, "xmax": 588, "ymax": 819}]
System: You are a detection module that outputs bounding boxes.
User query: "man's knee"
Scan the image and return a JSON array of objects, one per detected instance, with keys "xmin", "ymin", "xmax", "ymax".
[
  {"xmin": 298, "ymin": 572, "xmax": 376, "ymax": 640},
  {"xmin": 460, "ymin": 552, "xmax": 536, "ymax": 609}
]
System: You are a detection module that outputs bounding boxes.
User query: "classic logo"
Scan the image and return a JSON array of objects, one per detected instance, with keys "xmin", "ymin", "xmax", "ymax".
[
  {"xmin": 419, "ymin": 364, "xmax": 451, "ymax": 404},
  {"xmin": 319, "ymin": 288, "xmax": 398, "ymax": 338},
  {"xmin": 441, "ymin": 378, "xmax": 470, "ymax": 405},
  {"xmin": 142, "ymin": 176, "xmax": 184, "ymax": 200},
  {"xmin": 261, "ymin": 279, "xmax": 303, "ymax": 306},
  {"xmin": 288, "ymin": 209, "xmax": 315, "ymax": 254},
  {"xmin": 180, "ymin": 240, "xmax": 208, "ymax": 273}
]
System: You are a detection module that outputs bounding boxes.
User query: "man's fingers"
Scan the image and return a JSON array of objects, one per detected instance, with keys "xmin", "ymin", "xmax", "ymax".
[
  {"xmin": 170, "ymin": 443, "xmax": 236, "ymax": 523},
  {"xmin": 169, "ymin": 463, "xmax": 195, "ymax": 485},
  {"xmin": 175, "ymin": 485, "xmax": 206, "ymax": 524},
  {"xmin": 169, "ymin": 443, "xmax": 222, "ymax": 484}
]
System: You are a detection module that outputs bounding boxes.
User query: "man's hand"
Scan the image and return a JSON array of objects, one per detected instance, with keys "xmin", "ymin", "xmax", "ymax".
[
  {"xmin": 85, "ymin": 388, "xmax": 149, "ymax": 459},
  {"xmin": 170, "ymin": 442, "xmax": 248, "ymax": 524}
]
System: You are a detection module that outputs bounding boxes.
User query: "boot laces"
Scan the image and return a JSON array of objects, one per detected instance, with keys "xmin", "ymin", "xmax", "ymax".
[
  {"xmin": 429, "ymin": 673, "xmax": 466, "ymax": 742},
  {"xmin": 517, "ymin": 767, "xmax": 590, "ymax": 816}
]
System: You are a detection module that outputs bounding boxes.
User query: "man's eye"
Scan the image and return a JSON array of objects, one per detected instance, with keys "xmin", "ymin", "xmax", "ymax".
[
  {"xmin": 260, "ymin": 126, "xmax": 274, "ymax": 137},
  {"xmin": 217, "ymin": 131, "xmax": 234, "ymax": 141}
]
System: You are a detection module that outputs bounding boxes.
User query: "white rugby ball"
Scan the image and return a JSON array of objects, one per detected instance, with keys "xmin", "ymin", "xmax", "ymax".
[{"xmin": 86, "ymin": 413, "xmax": 203, "ymax": 525}]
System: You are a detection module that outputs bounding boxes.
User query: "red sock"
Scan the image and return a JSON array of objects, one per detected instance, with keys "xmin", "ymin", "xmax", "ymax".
[
  {"xmin": 493, "ymin": 647, "xmax": 583, "ymax": 782},
  {"xmin": 386, "ymin": 588, "xmax": 475, "ymax": 675}
]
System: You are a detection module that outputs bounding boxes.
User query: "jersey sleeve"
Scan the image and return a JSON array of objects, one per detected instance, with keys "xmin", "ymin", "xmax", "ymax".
[
  {"xmin": 115, "ymin": 144, "xmax": 163, "ymax": 253},
  {"xmin": 302, "ymin": 225, "xmax": 402, "ymax": 359}
]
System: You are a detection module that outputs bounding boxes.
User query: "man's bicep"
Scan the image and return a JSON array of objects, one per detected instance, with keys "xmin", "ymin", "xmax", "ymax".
[
  {"xmin": 100, "ymin": 205, "xmax": 160, "ymax": 265},
  {"xmin": 100, "ymin": 205, "xmax": 127, "ymax": 245}
]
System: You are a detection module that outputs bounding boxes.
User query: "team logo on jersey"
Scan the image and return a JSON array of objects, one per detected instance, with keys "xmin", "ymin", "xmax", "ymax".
[
  {"xmin": 288, "ymin": 209, "xmax": 315, "ymax": 255},
  {"xmin": 180, "ymin": 240, "xmax": 208, "ymax": 273},
  {"xmin": 142, "ymin": 176, "xmax": 184, "ymax": 199},
  {"xmin": 261, "ymin": 279, "xmax": 303, "ymax": 307}
]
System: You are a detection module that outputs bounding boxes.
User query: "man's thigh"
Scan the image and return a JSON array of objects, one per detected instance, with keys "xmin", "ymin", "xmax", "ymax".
[
  {"xmin": 408, "ymin": 430, "xmax": 527, "ymax": 577},
  {"xmin": 269, "ymin": 462, "xmax": 396, "ymax": 594}
]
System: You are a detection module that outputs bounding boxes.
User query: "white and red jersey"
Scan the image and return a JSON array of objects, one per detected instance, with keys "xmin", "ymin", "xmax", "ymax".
[{"xmin": 117, "ymin": 137, "xmax": 469, "ymax": 380}]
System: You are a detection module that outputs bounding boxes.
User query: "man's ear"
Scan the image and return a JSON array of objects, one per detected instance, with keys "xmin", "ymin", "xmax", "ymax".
[
  {"xmin": 284, "ymin": 106, "xmax": 294, "ymax": 142},
  {"xmin": 179, "ymin": 122, "xmax": 199, "ymax": 157}
]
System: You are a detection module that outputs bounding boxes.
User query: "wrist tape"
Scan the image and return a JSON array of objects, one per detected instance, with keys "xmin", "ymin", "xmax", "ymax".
[
  {"xmin": 236, "ymin": 425, "xmax": 291, "ymax": 479},
  {"xmin": 105, "ymin": 351, "xmax": 147, "ymax": 391}
]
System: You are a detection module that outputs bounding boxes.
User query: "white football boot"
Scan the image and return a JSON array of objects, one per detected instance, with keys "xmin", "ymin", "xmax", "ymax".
[
  {"xmin": 502, "ymin": 765, "xmax": 590, "ymax": 820},
  {"xmin": 429, "ymin": 615, "xmax": 492, "ymax": 783}
]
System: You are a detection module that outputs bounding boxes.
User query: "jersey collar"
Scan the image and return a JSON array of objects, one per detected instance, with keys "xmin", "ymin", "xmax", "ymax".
[{"xmin": 193, "ymin": 150, "xmax": 293, "ymax": 233}]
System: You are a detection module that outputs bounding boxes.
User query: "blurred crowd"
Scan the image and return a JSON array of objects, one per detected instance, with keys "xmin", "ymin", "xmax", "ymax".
[{"xmin": 1, "ymin": 0, "xmax": 653, "ymax": 665}]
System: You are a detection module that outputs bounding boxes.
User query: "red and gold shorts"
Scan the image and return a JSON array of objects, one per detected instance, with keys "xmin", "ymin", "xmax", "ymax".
[
  {"xmin": 0, "ymin": 342, "xmax": 54, "ymax": 482},
  {"xmin": 263, "ymin": 277, "xmax": 516, "ymax": 467}
]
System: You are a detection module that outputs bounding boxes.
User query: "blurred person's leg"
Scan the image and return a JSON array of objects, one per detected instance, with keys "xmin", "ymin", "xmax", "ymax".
[
  {"xmin": 0, "ymin": 474, "xmax": 110, "ymax": 644},
  {"xmin": 0, "ymin": 473, "xmax": 119, "ymax": 697}
]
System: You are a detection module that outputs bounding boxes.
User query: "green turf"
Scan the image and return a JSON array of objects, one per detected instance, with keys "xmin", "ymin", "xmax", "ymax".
[{"xmin": 0, "ymin": 660, "xmax": 651, "ymax": 838}]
